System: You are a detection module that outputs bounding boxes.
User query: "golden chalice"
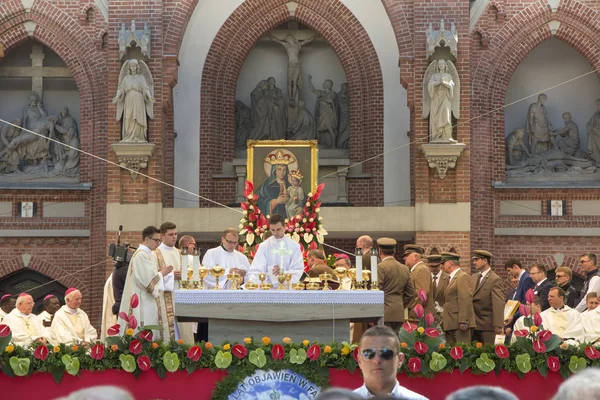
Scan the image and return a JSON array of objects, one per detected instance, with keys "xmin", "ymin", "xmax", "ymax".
[
  {"xmin": 236, "ymin": 275, "xmax": 244, "ymax": 288},
  {"xmin": 292, "ymin": 282, "xmax": 305, "ymax": 290},
  {"xmin": 210, "ymin": 265, "xmax": 225, "ymax": 290},
  {"xmin": 245, "ymin": 282, "xmax": 258, "ymax": 290},
  {"xmin": 347, "ymin": 268, "xmax": 357, "ymax": 290},
  {"xmin": 258, "ymin": 273, "xmax": 267, "ymax": 286},
  {"xmin": 198, "ymin": 266, "xmax": 208, "ymax": 290},
  {"xmin": 284, "ymin": 273, "xmax": 292, "ymax": 289},
  {"xmin": 306, "ymin": 282, "xmax": 320, "ymax": 290},
  {"xmin": 260, "ymin": 282, "xmax": 273, "ymax": 290},
  {"xmin": 227, "ymin": 273, "xmax": 241, "ymax": 290},
  {"xmin": 277, "ymin": 274, "xmax": 287, "ymax": 290},
  {"xmin": 334, "ymin": 267, "xmax": 347, "ymax": 290},
  {"xmin": 361, "ymin": 270, "xmax": 371, "ymax": 290},
  {"xmin": 319, "ymin": 273, "xmax": 333, "ymax": 290}
]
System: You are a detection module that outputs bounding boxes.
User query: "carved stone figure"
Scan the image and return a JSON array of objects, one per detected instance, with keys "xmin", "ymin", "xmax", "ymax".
[
  {"xmin": 249, "ymin": 80, "xmax": 269, "ymax": 141},
  {"xmin": 248, "ymin": 78, "xmax": 287, "ymax": 141},
  {"xmin": 235, "ymin": 100, "xmax": 252, "ymax": 149},
  {"xmin": 308, "ymin": 75, "xmax": 338, "ymax": 149},
  {"xmin": 112, "ymin": 59, "xmax": 154, "ymax": 142},
  {"xmin": 586, "ymin": 99, "xmax": 600, "ymax": 166},
  {"xmin": 526, "ymin": 94, "xmax": 553, "ymax": 154},
  {"xmin": 288, "ymin": 100, "xmax": 316, "ymax": 141},
  {"xmin": 266, "ymin": 77, "xmax": 287, "ymax": 140},
  {"xmin": 505, "ymin": 149, "xmax": 595, "ymax": 178},
  {"xmin": 505, "ymin": 128, "xmax": 531, "ymax": 166},
  {"xmin": 52, "ymin": 107, "xmax": 80, "ymax": 177},
  {"xmin": 268, "ymin": 33, "xmax": 318, "ymax": 106},
  {"xmin": 553, "ymin": 112, "xmax": 582, "ymax": 157},
  {"xmin": 336, "ymin": 82, "xmax": 349, "ymax": 149},
  {"xmin": 422, "ymin": 59, "xmax": 460, "ymax": 143},
  {"xmin": 0, "ymin": 119, "xmax": 22, "ymax": 173}
]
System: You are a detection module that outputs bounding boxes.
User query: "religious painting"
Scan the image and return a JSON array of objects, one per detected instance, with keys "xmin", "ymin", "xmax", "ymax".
[{"xmin": 247, "ymin": 140, "xmax": 318, "ymax": 218}]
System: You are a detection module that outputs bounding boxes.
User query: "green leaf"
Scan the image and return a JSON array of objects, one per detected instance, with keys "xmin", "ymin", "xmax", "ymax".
[
  {"xmin": 249, "ymin": 348, "xmax": 267, "ymax": 368},
  {"xmin": 141, "ymin": 325, "xmax": 162, "ymax": 331},
  {"xmin": 9, "ymin": 356, "xmax": 30, "ymax": 377},
  {"xmin": 398, "ymin": 329, "xmax": 417, "ymax": 347},
  {"xmin": 544, "ymin": 335, "xmax": 561, "ymax": 352},
  {"xmin": 475, "ymin": 353, "xmax": 495, "ymax": 373},
  {"xmin": 0, "ymin": 332, "xmax": 12, "ymax": 351},
  {"xmin": 156, "ymin": 364, "xmax": 166, "ymax": 380},
  {"xmin": 185, "ymin": 364, "xmax": 197, "ymax": 375},
  {"xmin": 537, "ymin": 359, "xmax": 548, "ymax": 378},
  {"xmin": 61, "ymin": 355, "xmax": 80, "ymax": 376},
  {"xmin": 568, "ymin": 356, "xmax": 587, "ymax": 374},
  {"xmin": 215, "ymin": 351, "xmax": 232, "ymax": 369},
  {"xmin": 515, "ymin": 354, "xmax": 531, "ymax": 374},
  {"xmin": 459, "ymin": 358, "xmax": 468, "ymax": 374},
  {"xmin": 119, "ymin": 354, "xmax": 136, "ymax": 373},
  {"xmin": 50, "ymin": 365, "xmax": 64, "ymax": 384},
  {"xmin": 429, "ymin": 352, "xmax": 447, "ymax": 372},
  {"xmin": 163, "ymin": 351, "xmax": 180, "ymax": 373},
  {"xmin": 289, "ymin": 348, "xmax": 307, "ymax": 365}
]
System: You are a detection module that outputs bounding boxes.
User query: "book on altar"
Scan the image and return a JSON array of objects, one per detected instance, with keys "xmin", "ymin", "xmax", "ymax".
[{"xmin": 504, "ymin": 300, "xmax": 520, "ymax": 320}]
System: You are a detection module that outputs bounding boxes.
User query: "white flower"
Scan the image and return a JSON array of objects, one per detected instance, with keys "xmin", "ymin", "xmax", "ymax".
[
  {"xmin": 309, "ymin": 218, "xmax": 314, "ymax": 222},
  {"xmin": 302, "ymin": 218, "xmax": 307, "ymax": 223},
  {"xmin": 243, "ymin": 210, "xmax": 248, "ymax": 215},
  {"xmin": 308, "ymin": 192, "xmax": 313, "ymax": 197},
  {"xmin": 292, "ymin": 232, "xmax": 300, "ymax": 242},
  {"xmin": 306, "ymin": 202, "xmax": 310, "ymax": 206},
  {"xmin": 295, "ymin": 223, "xmax": 300, "ymax": 228},
  {"xmin": 247, "ymin": 194, "xmax": 253, "ymax": 200},
  {"xmin": 318, "ymin": 217, "xmax": 323, "ymax": 221},
  {"xmin": 299, "ymin": 227, "xmax": 304, "ymax": 232},
  {"xmin": 238, "ymin": 224, "xmax": 243, "ymax": 229},
  {"xmin": 240, "ymin": 228, "xmax": 248, "ymax": 235},
  {"xmin": 315, "ymin": 208, "xmax": 320, "ymax": 212},
  {"xmin": 249, "ymin": 222, "xmax": 254, "ymax": 227},
  {"xmin": 240, "ymin": 218, "xmax": 245, "ymax": 223},
  {"xmin": 249, "ymin": 205, "xmax": 254, "ymax": 210}
]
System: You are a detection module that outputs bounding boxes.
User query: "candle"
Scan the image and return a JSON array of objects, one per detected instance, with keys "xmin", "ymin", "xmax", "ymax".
[
  {"xmin": 192, "ymin": 249, "xmax": 200, "ymax": 282},
  {"xmin": 370, "ymin": 248, "xmax": 378, "ymax": 285},
  {"xmin": 180, "ymin": 249, "xmax": 188, "ymax": 283},
  {"xmin": 356, "ymin": 248, "xmax": 363, "ymax": 283}
]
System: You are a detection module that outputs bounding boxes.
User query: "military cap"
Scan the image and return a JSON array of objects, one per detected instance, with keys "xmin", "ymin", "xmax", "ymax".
[
  {"xmin": 472, "ymin": 250, "xmax": 493, "ymax": 260},
  {"xmin": 426, "ymin": 254, "xmax": 443, "ymax": 265},
  {"xmin": 377, "ymin": 237, "xmax": 397, "ymax": 249},
  {"xmin": 440, "ymin": 252, "xmax": 460, "ymax": 263},
  {"xmin": 403, "ymin": 244, "xmax": 425, "ymax": 256}
]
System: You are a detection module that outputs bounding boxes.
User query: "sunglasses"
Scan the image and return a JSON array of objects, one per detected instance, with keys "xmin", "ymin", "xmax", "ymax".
[{"xmin": 361, "ymin": 348, "xmax": 396, "ymax": 360}]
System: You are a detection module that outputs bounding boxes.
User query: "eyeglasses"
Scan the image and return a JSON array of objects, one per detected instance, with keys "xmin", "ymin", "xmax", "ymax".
[
  {"xmin": 555, "ymin": 274, "xmax": 566, "ymax": 279},
  {"xmin": 223, "ymin": 238, "xmax": 238, "ymax": 245},
  {"xmin": 149, "ymin": 237, "xmax": 162, "ymax": 243},
  {"xmin": 361, "ymin": 348, "xmax": 396, "ymax": 361},
  {"xmin": 580, "ymin": 260, "xmax": 591, "ymax": 264}
]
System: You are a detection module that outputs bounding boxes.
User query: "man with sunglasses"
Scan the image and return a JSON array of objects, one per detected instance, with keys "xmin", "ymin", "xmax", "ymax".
[
  {"xmin": 575, "ymin": 253, "xmax": 600, "ymax": 312},
  {"xmin": 554, "ymin": 266, "xmax": 578, "ymax": 308},
  {"xmin": 354, "ymin": 326, "xmax": 428, "ymax": 399}
]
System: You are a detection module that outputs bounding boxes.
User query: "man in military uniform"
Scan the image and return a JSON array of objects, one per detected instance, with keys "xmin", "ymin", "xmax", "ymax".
[
  {"xmin": 471, "ymin": 250, "xmax": 504, "ymax": 345},
  {"xmin": 441, "ymin": 252, "xmax": 475, "ymax": 344},
  {"xmin": 376, "ymin": 238, "xmax": 415, "ymax": 333},
  {"xmin": 427, "ymin": 254, "xmax": 448, "ymax": 327},
  {"xmin": 404, "ymin": 244, "xmax": 434, "ymax": 320}
]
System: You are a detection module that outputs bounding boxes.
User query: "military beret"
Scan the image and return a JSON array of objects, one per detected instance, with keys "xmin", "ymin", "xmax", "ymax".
[
  {"xmin": 403, "ymin": 244, "xmax": 425, "ymax": 256},
  {"xmin": 426, "ymin": 254, "xmax": 442, "ymax": 264},
  {"xmin": 377, "ymin": 237, "xmax": 397, "ymax": 248},
  {"xmin": 440, "ymin": 252, "xmax": 460, "ymax": 262},
  {"xmin": 472, "ymin": 250, "xmax": 493, "ymax": 260}
]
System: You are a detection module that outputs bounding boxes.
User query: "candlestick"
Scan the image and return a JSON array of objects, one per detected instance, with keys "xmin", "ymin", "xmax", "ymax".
[
  {"xmin": 370, "ymin": 247, "xmax": 378, "ymax": 289},
  {"xmin": 355, "ymin": 248, "xmax": 363, "ymax": 289},
  {"xmin": 180, "ymin": 247, "xmax": 188, "ymax": 285},
  {"xmin": 192, "ymin": 248, "xmax": 200, "ymax": 284}
]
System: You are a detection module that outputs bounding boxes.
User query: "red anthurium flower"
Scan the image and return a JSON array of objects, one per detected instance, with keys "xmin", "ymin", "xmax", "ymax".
[
  {"xmin": 232, "ymin": 344, "xmax": 248, "ymax": 360},
  {"xmin": 585, "ymin": 346, "xmax": 600, "ymax": 360},
  {"xmin": 0, "ymin": 324, "xmax": 10, "ymax": 337},
  {"xmin": 107, "ymin": 324, "xmax": 120, "ymax": 336},
  {"xmin": 241, "ymin": 202, "xmax": 249, "ymax": 211},
  {"xmin": 519, "ymin": 304, "xmax": 530, "ymax": 318},
  {"xmin": 533, "ymin": 312, "xmax": 543, "ymax": 327},
  {"xmin": 495, "ymin": 345, "xmax": 509, "ymax": 359},
  {"xmin": 525, "ymin": 289, "xmax": 535, "ymax": 304},
  {"xmin": 408, "ymin": 357, "xmax": 422, "ymax": 373},
  {"xmin": 137, "ymin": 355, "xmax": 151, "ymax": 371},
  {"xmin": 425, "ymin": 313, "xmax": 435, "ymax": 327},
  {"xmin": 418, "ymin": 289, "xmax": 427, "ymax": 304},
  {"xmin": 118, "ymin": 312, "xmax": 129, "ymax": 322},
  {"xmin": 128, "ymin": 315, "xmax": 138, "ymax": 330},
  {"xmin": 424, "ymin": 328, "xmax": 439, "ymax": 338},
  {"xmin": 307, "ymin": 344, "xmax": 321, "ymax": 361},
  {"xmin": 309, "ymin": 241, "xmax": 318, "ymax": 250},
  {"xmin": 532, "ymin": 340, "xmax": 546, "ymax": 353},
  {"xmin": 186, "ymin": 346, "xmax": 203, "ymax": 361},
  {"xmin": 538, "ymin": 330, "xmax": 553, "ymax": 342},
  {"xmin": 450, "ymin": 346, "xmax": 463, "ymax": 360},
  {"xmin": 90, "ymin": 344, "xmax": 105, "ymax": 360},
  {"xmin": 34, "ymin": 345, "xmax": 49, "ymax": 361},
  {"xmin": 271, "ymin": 344, "xmax": 285, "ymax": 360},
  {"xmin": 413, "ymin": 304, "xmax": 425, "ymax": 319},
  {"xmin": 130, "ymin": 294, "xmax": 139, "ymax": 309},
  {"xmin": 139, "ymin": 330, "xmax": 153, "ymax": 342},
  {"xmin": 414, "ymin": 342, "xmax": 428, "ymax": 355},
  {"xmin": 352, "ymin": 347, "xmax": 360, "ymax": 362},
  {"xmin": 244, "ymin": 181, "xmax": 254, "ymax": 197},
  {"xmin": 129, "ymin": 340, "xmax": 143, "ymax": 355},
  {"xmin": 513, "ymin": 329, "xmax": 529, "ymax": 337},
  {"xmin": 547, "ymin": 356, "xmax": 560, "ymax": 372},
  {"xmin": 402, "ymin": 321, "xmax": 417, "ymax": 333}
]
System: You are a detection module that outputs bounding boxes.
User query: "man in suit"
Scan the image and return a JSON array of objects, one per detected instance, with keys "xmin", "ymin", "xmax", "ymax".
[
  {"xmin": 441, "ymin": 252, "xmax": 476, "ymax": 344},
  {"xmin": 503, "ymin": 258, "xmax": 535, "ymax": 334},
  {"xmin": 356, "ymin": 235, "xmax": 379, "ymax": 271},
  {"xmin": 404, "ymin": 245, "xmax": 434, "ymax": 320},
  {"xmin": 471, "ymin": 250, "xmax": 504, "ymax": 345},
  {"xmin": 530, "ymin": 264, "xmax": 552, "ymax": 311},
  {"xmin": 376, "ymin": 238, "xmax": 415, "ymax": 333},
  {"xmin": 427, "ymin": 254, "xmax": 449, "ymax": 329},
  {"xmin": 555, "ymin": 266, "xmax": 579, "ymax": 309},
  {"xmin": 306, "ymin": 249, "xmax": 338, "ymax": 289}
]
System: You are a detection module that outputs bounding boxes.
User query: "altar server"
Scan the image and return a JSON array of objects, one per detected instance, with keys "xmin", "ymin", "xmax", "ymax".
[
  {"xmin": 582, "ymin": 301, "xmax": 600, "ymax": 343},
  {"xmin": 202, "ymin": 228, "xmax": 250, "ymax": 289},
  {"xmin": 3, "ymin": 293, "xmax": 47, "ymax": 346},
  {"xmin": 100, "ymin": 273, "xmax": 117, "ymax": 342},
  {"xmin": 540, "ymin": 287, "xmax": 584, "ymax": 343},
  {"xmin": 51, "ymin": 288, "xmax": 97, "ymax": 347}
]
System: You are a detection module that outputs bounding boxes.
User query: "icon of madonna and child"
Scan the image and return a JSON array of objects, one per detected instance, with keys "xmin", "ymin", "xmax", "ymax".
[{"xmin": 255, "ymin": 149, "xmax": 309, "ymax": 219}]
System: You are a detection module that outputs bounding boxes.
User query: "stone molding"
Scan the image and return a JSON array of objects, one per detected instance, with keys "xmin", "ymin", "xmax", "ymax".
[
  {"xmin": 110, "ymin": 142, "xmax": 156, "ymax": 180},
  {"xmin": 420, "ymin": 143, "xmax": 466, "ymax": 179}
]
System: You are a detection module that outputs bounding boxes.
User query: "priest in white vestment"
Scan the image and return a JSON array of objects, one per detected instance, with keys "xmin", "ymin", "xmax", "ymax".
[
  {"xmin": 540, "ymin": 287, "xmax": 584, "ymax": 343},
  {"xmin": 2, "ymin": 293, "xmax": 47, "ymax": 346},
  {"xmin": 51, "ymin": 288, "xmax": 98, "ymax": 347},
  {"xmin": 119, "ymin": 226, "xmax": 174, "ymax": 341},
  {"xmin": 0, "ymin": 294, "xmax": 16, "ymax": 323},
  {"xmin": 582, "ymin": 305, "xmax": 600, "ymax": 343},
  {"xmin": 155, "ymin": 222, "xmax": 194, "ymax": 343},
  {"xmin": 38, "ymin": 294, "xmax": 61, "ymax": 339},
  {"xmin": 202, "ymin": 228, "xmax": 251, "ymax": 289},
  {"xmin": 246, "ymin": 214, "xmax": 304, "ymax": 288},
  {"xmin": 100, "ymin": 273, "xmax": 117, "ymax": 342}
]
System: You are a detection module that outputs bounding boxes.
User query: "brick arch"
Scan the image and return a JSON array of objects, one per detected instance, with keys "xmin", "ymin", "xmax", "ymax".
[
  {"xmin": 0, "ymin": 256, "xmax": 87, "ymax": 295},
  {"xmin": 197, "ymin": 0, "xmax": 384, "ymax": 206},
  {"xmin": 526, "ymin": 254, "xmax": 585, "ymax": 278}
]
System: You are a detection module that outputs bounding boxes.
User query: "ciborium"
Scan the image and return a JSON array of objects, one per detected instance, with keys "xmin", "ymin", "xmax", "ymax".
[
  {"xmin": 210, "ymin": 265, "xmax": 225, "ymax": 289},
  {"xmin": 292, "ymin": 282, "xmax": 305, "ymax": 290},
  {"xmin": 361, "ymin": 270, "xmax": 371, "ymax": 290},
  {"xmin": 347, "ymin": 268, "xmax": 357, "ymax": 290},
  {"xmin": 227, "ymin": 273, "xmax": 241, "ymax": 290},
  {"xmin": 245, "ymin": 282, "xmax": 258, "ymax": 290},
  {"xmin": 306, "ymin": 282, "xmax": 320, "ymax": 290},
  {"xmin": 198, "ymin": 266, "xmax": 208, "ymax": 290},
  {"xmin": 319, "ymin": 273, "xmax": 333, "ymax": 290}
]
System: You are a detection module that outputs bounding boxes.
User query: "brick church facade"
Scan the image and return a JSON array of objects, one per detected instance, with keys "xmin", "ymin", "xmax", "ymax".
[{"xmin": 1, "ymin": 0, "xmax": 599, "ymax": 325}]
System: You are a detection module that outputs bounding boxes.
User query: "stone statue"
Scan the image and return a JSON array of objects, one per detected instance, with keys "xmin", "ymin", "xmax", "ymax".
[
  {"xmin": 336, "ymin": 82, "xmax": 349, "ymax": 149},
  {"xmin": 586, "ymin": 99, "xmax": 600, "ymax": 166},
  {"xmin": 0, "ymin": 119, "xmax": 22, "ymax": 173},
  {"xmin": 267, "ymin": 32, "xmax": 319, "ymax": 106},
  {"xmin": 552, "ymin": 112, "xmax": 582, "ymax": 157},
  {"xmin": 308, "ymin": 75, "xmax": 338, "ymax": 149},
  {"xmin": 505, "ymin": 128, "xmax": 531, "ymax": 166},
  {"xmin": 248, "ymin": 77, "xmax": 287, "ymax": 141},
  {"xmin": 22, "ymin": 93, "xmax": 47, "ymax": 132},
  {"xmin": 526, "ymin": 94, "xmax": 553, "ymax": 154},
  {"xmin": 506, "ymin": 149, "xmax": 595, "ymax": 178},
  {"xmin": 112, "ymin": 59, "xmax": 154, "ymax": 142},
  {"xmin": 235, "ymin": 100, "xmax": 252, "ymax": 149},
  {"xmin": 266, "ymin": 77, "xmax": 287, "ymax": 140},
  {"xmin": 288, "ymin": 100, "xmax": 316, "ymax": 141},
  {"xmin": 422, "ymin": 59, "xmax": 460, "ymax": 143},
  {"xmin": 52, "ymin": 107, "xmax": 80, "ymax": 177}
]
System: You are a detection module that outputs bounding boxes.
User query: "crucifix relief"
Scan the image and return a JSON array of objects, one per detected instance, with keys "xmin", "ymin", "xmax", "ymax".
[{"xmin": 0, "ymin": 43, "xmax": 73, "ymax": 97}]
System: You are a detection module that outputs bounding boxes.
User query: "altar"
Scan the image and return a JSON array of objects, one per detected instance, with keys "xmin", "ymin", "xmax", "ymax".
[{"xmin": 174, "ymin": 290, "xmax": 384, "ymax": 343}]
